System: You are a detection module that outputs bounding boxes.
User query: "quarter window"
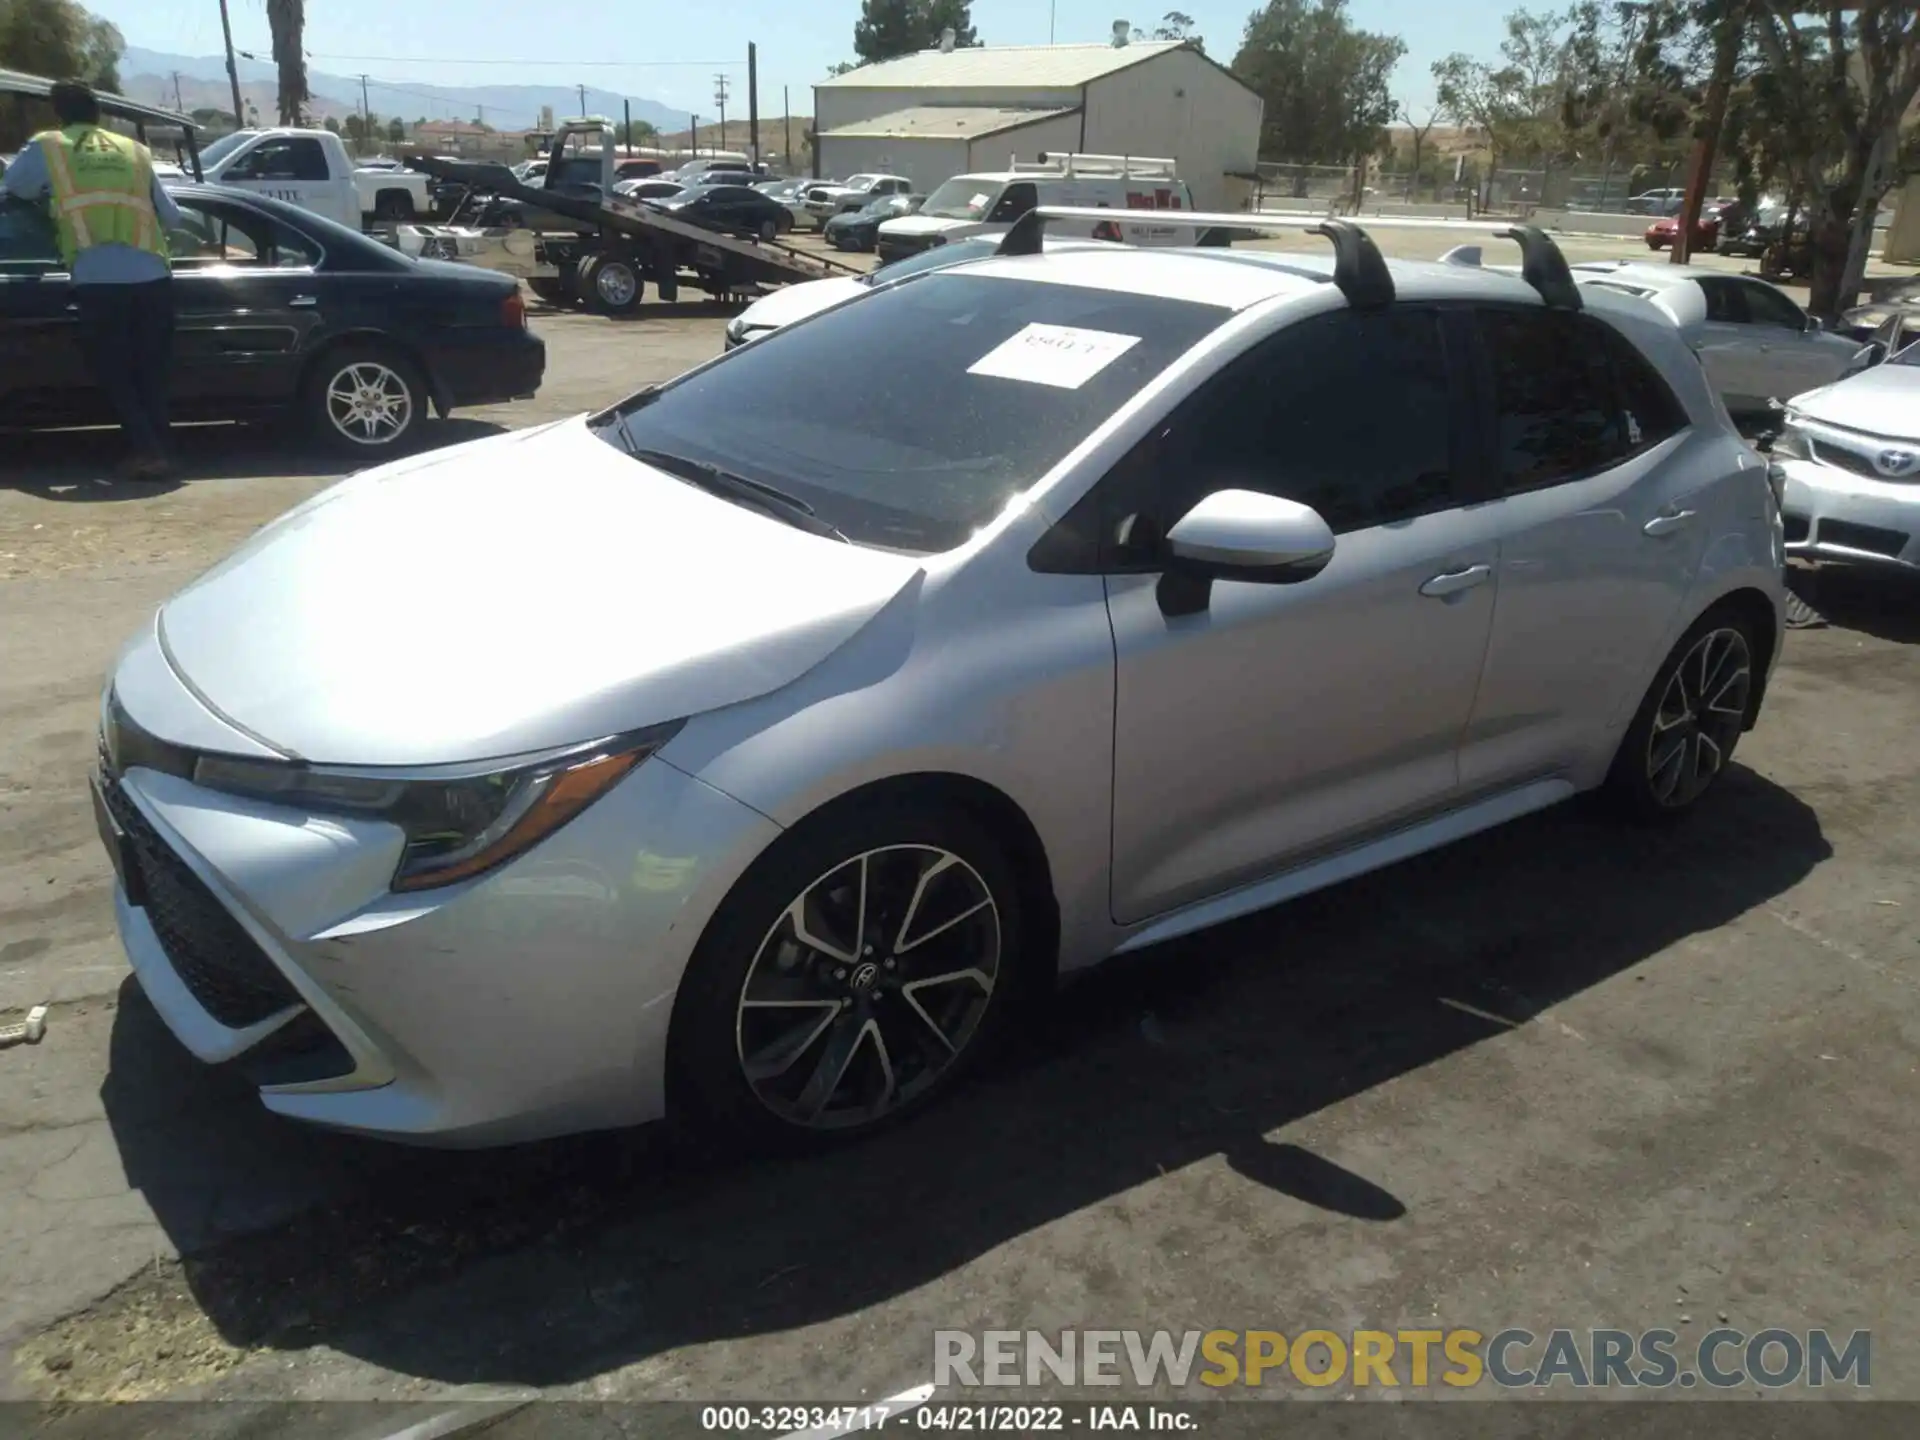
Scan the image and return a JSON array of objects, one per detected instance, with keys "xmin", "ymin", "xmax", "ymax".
[
  {"xmin": 989, "ymin": 182, "xmax": 1038, "ymax": 224},
  {"xmin": 1478, "ymin": 308, "xmax": 1623, "ymax": 493}
]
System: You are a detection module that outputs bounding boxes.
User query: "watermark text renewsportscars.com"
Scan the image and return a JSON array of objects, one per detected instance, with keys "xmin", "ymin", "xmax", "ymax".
[{"xmin": 932, "ymin": 1328, "xmax": 1872, "ymax": 1390}]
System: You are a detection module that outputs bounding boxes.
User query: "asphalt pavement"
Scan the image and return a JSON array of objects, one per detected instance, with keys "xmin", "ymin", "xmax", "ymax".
[{"xmin": 3, "ymin": 232, "xmax": 1918, "ymax": 1417}]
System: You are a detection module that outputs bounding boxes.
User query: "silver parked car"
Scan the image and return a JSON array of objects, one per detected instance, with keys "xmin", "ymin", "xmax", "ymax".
[
  {"xmin": 1770, "ymin": 335, "xmax": 1920, "ymax": 572},
  {"xmin": 92, "ymin": 217, "xmax": 1785, "ymax": 1150}
]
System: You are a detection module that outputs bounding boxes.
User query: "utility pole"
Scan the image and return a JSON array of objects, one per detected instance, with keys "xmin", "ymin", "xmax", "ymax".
[
  {"xmin": 783, "ymin": 85, "xmax": 791, "ymax": 170},
  {"xmin": 747, "ymin": 43, "xmax": 760, "ymax": 167},
  {"xmin": 624, "ymin": 99, "xmax": 632, "ymax": 150},
  {"xmin": 577, "ymin": 83, "xmax": 588, "ymax": 116},
  {"xmin": 714, "ymin": 73, "xmax": 729, "ymax": 153},
  {"xmin": 216, "ymin": 0, "xmax": 244, "ymax": 130},
  {"xmin": 689, "ymin": 112, "xmax": 699, "ymax": 160},
  {"xmin": 171, "ymin": 71, "xmax": 184, "ymax": 111}
]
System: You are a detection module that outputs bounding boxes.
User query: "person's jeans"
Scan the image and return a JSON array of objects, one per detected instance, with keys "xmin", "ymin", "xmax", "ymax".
[{"xmin": 73, "ymin": 279, "xmax": 175, "ymax": 460}]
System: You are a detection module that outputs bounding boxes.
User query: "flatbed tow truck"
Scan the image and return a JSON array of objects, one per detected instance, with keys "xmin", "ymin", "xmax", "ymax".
[{"xmin": 402, "ymin": 119, "xmax": 859, "ymax": 315}]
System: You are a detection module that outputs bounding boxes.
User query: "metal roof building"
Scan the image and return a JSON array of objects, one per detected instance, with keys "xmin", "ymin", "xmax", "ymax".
[{"xmin": 812, "ymin": 37, "xmax": 1263, "ymax": 211}]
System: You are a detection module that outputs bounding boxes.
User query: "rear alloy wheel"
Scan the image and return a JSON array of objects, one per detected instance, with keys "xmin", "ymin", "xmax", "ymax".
[
  {"xmin": 1607, "ymin": 614, "xmax": 1756, "ymax": 820},
  {"xmin": 307, "ymin": 346, "xmax": 424, "ymax": 454},
  {"xmin": 587, "ymin": 255, "xmax": 642, "ymax": 314},
  {"xmin": 757, "ymin": 218, "xmax": 778, "ymax": 242},
  {"xmin": 670, "ymin": 808, "xmax": 1022, "ymax": 1151}
]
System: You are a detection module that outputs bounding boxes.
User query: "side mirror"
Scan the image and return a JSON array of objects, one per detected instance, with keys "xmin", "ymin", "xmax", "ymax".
[{"xmin": 1157, "ymin": 489, "xmax": 1335, "ymax": 617}]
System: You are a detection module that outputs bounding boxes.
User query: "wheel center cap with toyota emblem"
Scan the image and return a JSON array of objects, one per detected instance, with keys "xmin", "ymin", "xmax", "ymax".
[
  {"xmin": 1873, "ymin": 447, "xmax": 1919, "ymax": 478},
  {"xmin": 849, "ymin": 961, "xmax": 880, "ymax": 992}
]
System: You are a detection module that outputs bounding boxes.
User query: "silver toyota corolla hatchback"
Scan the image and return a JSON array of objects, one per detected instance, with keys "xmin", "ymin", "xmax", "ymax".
[{"xmin": 92, "ymin": 216, "xmax": 1786, "ymax": 1149}]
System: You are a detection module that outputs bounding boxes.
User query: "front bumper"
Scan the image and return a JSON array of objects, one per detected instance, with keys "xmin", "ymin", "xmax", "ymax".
[
  {"xmin": 96, "ymin": 646, "xmax": 780, "ymax": 1146},
  {"xmin": 1773, "ymin": 453, "xmax": 1920, "ymax": 572},
  {"xmin": 426, "ymin": 329, "xmax": 547, "ymax": 410}
]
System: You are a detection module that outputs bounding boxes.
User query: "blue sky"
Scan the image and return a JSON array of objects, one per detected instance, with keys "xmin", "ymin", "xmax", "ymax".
[{"xmin": 94, "ymin": 0, "xmax": 1504, "ymax": 119}]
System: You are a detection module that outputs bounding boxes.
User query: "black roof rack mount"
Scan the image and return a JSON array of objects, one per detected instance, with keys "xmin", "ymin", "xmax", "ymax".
[{"xmin": 995, "ymin": 206, "xmax": 1582, "ymax": 312}]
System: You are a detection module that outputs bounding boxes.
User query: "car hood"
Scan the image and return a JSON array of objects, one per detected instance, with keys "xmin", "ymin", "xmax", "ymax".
[
  {"xmin": 735, "ymin": 276, "xmax": 867, "ymax": 333},
  {"xmin": 1789, "ymin": 364, "xmax": 1920, "ymax": 440},
  {"xmin": 155, "ymin": 417, "xmax": 925, "ymax": 766}
]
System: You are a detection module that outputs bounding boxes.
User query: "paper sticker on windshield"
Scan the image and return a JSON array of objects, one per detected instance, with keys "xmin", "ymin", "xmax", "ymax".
[{"xmin": 967, "ymin": 324, "xmax": 1142, "ymax": 390}]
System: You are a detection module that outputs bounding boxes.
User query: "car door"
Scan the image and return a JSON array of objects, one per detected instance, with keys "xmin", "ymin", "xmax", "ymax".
[
  {"xmin": 1736, "ymin": 278, "xmax": 1857, "ymax": 395},
  {"xmin": 1103, "ymin": 306, "xmax": 1502, "ymax": 924},
  {"xmin": 218, "ymin": 136, "xmax": 339, "ymax": 221},
  {"xmin": 0, "ymin": 198, "xmax": 88, "ymax": 421},
  {"xmin": 1456, "ymin": 305, "xmax": 1709, "ymax": 792},
  {"xmin": 165, "ymin": 197, "xmax": 329, "ymax": 408}
]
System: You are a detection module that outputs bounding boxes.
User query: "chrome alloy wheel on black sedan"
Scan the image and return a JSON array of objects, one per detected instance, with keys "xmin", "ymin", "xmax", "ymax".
[
  {"xmin": 1645, "ymin": 626, "xmax": 1753, "ymax": 809},
  {"xmin": 734, "ymin": 845, "xmax": 1001, "ymax": 1130}
]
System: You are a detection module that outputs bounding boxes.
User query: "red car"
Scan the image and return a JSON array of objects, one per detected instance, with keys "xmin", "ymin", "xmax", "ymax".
[{"xmin": 1644, "ymin": 199, "xmax": 1745, "ymax": 253}]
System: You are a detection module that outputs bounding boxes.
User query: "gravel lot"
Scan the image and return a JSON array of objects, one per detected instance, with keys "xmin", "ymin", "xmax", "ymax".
[{"xmin": 3, "ymin": 229, "xmax": 1918, "ymax": 1415}]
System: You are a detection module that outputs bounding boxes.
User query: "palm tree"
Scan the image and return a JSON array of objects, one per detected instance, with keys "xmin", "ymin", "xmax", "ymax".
[{"xmin": 265, "ymin": 0, "xmax": 308, "ymax": 125}]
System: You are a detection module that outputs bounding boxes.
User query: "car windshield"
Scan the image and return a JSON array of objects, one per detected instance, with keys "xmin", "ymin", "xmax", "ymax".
[
  {"xmin": 196, "ymin": 131, "xmax": 256, "ymax": 169},
  {"xmin": 921, "ymin": 177, "xmax": 998, "ymax": 220},
  {"xmin": 860, "ymin": 235, "xmax": 1001, "ymax": 286},
  {"xmin": 859, "ymin": 195, "xmax": 901, "ymax": 216},
  {"xmin": 597, "ymin": 274, "xmax": 1226, "ymax": 553}
]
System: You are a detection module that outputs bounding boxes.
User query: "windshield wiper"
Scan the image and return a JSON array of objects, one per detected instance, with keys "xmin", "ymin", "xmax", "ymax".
[{"xmin": 624, "ymin": 445, "xmax": 850, "ymax": 543}]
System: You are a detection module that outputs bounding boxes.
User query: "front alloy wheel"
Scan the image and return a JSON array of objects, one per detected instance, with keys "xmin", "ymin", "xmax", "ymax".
[
  {"xmin": 1645, "ymin": 626, "xmax": 1752, "ymax": 809},
  {"xmin": 735, "ymin": 845, "xmax": 1000, "ymax": 1131}
]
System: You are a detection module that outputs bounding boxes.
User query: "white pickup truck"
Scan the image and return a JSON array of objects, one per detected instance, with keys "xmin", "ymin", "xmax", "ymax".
[{"xmin": 190, "ymin": 128, "xmax": 434, "ymax": 227}]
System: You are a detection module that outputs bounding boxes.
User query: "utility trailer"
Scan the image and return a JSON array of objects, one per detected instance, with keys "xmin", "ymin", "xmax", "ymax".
[{"xmin": 404, "ymin": 120, "xmax": 859, "ymax": 316}]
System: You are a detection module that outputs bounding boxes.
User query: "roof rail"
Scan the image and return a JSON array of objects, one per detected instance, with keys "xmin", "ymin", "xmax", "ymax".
[
  {"xmin": 1010, "ymin": 151, "xmax": 1179, "ymax": 178},
  {"xmin": 996, "ymin": 207, "xmax": 1583, "ymax": 311}
]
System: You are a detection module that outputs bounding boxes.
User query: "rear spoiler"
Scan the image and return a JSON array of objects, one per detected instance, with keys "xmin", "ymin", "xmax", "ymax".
[{"xmin": 996, "ymin": 207, "xmax": 1582, "ymax": 313}]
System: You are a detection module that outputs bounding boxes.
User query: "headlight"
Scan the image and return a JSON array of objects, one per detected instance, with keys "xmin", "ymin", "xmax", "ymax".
[{"xmin": 192, "ymin": 722, "xmax": 682, "ymax": 892}]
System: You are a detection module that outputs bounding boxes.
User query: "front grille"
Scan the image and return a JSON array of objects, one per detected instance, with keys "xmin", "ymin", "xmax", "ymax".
[
  {"xmin": 1818, "ymin": 519, "xmax": 1909, "ymax": 558},
  {"xmin": 1811, "ymin": 440, "xmax": 1886, "ymax": 480},
  {"xmin": 104, "ymin": 779, "xmax": 303, "ymax": 1029}
]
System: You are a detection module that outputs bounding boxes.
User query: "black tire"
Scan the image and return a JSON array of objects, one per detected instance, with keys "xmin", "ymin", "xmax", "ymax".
[
  {"xmin": 585, "ymin": 254, "xmax": 643, "ymax": 314},
  {"xmin": 756, "ymin": 218, "xmax": 778, "ymax": 242},
  {"xmin": 667, "ymin": 800, "xmax": 1025, "ymax": 1155},
  {"xmin": 303, "ymin": 343, "xmax": 426, "ymax": 456},
  {"xmin": 525, "ymin": 276, "xmax": 566, "ymax": 304},
  {"xmin": 1604, "ymin": 607, "xmax": 1760, "ymax": 823},
  {"xmin": 372, "ymin": 191, "xmax": 416, "ymax": 222},
  {"xmin": 773, "ymin": 211, "xmax": 792, "ymax": 236}
]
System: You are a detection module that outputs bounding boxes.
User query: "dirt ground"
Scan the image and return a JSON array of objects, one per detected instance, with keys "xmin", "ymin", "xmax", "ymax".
[{"xmin": 3, "ymin": 231, "xmax": 1918, "ymax": 1421}]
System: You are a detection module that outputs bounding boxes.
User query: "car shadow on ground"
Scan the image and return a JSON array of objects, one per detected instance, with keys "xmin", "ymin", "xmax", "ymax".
[
  {"xmin": 1789, "ymin": 564, "xmax": 1920, "ymax": 645},
  {"xmin": 95, "ymin": 764, "xmax": 1830, "ymax": 1388},
  {"xmin": 0, "ymin": 419, "xmax": 508, "ymax": 501}
]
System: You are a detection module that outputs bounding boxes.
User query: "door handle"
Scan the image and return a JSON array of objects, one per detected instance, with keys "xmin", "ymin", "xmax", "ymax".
[
  {"xmin": 1419, "ymin": 564, "xmax": 1493, "ymax": 598},
  {"xmin": 1643, "ymin": 508, "xmax": 1698, "ymax": 537},
  {"xmin": 289, "ymin": 295, "xmax": 318, "ymax": 308}
]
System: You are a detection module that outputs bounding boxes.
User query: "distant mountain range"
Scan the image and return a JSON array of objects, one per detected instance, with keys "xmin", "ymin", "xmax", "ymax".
[{"xmin": 117, "ymin": 45, "xmax": 686, "ymax": 133}]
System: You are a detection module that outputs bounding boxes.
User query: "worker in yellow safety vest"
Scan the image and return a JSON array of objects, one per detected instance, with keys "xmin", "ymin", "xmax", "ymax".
[{"xmin": 3, "ymin": 80, "xmax": 184, "ymax": 480}]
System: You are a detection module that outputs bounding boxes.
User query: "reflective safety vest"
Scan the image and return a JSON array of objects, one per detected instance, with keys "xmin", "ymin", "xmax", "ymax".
[{"xmin": 34, "ymin": 125, "xmax": 169, "ymax": 267}]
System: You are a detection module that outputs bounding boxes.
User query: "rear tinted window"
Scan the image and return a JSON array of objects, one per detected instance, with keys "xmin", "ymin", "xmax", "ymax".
[{"xmin": 604, "ymin": 275, "xmax": 1226, "ymax": 552}]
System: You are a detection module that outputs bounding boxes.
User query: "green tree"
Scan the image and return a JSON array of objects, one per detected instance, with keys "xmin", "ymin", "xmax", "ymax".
[
  {"xmin": 386, "ymin": 116, "xmax": 405, "ymax": 143},
  {"xmin": 0, "ymin": 0, "xmax": 123, "ymax": 92},
  {"xmin": 1233, "ymin": 0, "xmax": 1405, "ymax": 172},
  {"xmin": 621, "ymin": 118, "xmax": 658, "ymax": 146},
  {"xmin": 1432, "ymin": 6, "xmax": 1596, "ymax": 190},
  {"xmin": 1142, "ymin": 10, "xmax": 1203, "ymax": 51},
  {"xmin": 852, "ymin": 0, "xmax": 978, "ymax": 66},
  {"xmin": 322, "ymin": 114, "xmax": 340, "ymax": 134}
]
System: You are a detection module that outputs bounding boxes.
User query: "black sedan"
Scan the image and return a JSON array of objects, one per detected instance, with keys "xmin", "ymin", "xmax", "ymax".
[
  {"xmin": 651, "ymin": 184, "xmax": 793, "ymax": 241},
  {"xmin": 823, "ymin": 192, "xmax": 922, "ymax": 252},
  {"xmin": 0, "ymin": 184, "xmax": 544, "ymax": 456}
]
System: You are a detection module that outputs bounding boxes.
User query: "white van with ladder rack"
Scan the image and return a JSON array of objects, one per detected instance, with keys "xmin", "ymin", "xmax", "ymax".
[{"xmin": 874, "ymin": 152, "xmax": 1194, "ymax": 262}]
